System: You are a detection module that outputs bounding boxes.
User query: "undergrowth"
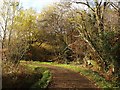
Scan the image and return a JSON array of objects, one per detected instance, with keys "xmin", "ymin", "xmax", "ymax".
[{"xmin": 2, "ymin": 60, "xmax": 51, "ymax": 89}]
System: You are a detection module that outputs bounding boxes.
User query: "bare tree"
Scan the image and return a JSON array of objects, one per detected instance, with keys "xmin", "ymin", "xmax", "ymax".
[{"xmin": 0, "ymin": 0, "xmax": 19, "ymax": 61}]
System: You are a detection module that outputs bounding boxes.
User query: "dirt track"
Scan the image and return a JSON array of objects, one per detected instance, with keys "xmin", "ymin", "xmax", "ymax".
[{"xmin": 38, "ymin": 64, "xmax": 99, "ymax": 89}]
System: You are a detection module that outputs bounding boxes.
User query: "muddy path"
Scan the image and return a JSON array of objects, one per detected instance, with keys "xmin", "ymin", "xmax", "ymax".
[{"xmin": 29, "ymin": 62, "xmax": 100, "ymax": 89}]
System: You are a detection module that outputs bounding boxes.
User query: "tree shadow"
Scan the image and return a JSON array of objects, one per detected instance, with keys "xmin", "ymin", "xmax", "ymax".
[{"xmin": 2, "ymin": 72, "xmax": 42, "ymax": 89}]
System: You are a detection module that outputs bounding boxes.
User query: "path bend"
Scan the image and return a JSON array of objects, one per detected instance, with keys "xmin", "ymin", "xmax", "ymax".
[{"xmin": 39, "ymin": 64, "xmax": 100, "ymax": 90}]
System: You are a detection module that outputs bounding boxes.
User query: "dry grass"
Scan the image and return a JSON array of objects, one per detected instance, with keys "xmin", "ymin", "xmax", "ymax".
[
  {"xmin": 2, "ymin": 60, "xmax": 35, "ymax": 88},
  {"xmin": 2, "ymin": 61, "xmax": 27, "ymax": 76}
]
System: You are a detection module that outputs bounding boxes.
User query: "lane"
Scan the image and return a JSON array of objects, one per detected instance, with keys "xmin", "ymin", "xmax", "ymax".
[{"xmin": 39, "ymin": 64, "xmax": 99, "ymax": 89}]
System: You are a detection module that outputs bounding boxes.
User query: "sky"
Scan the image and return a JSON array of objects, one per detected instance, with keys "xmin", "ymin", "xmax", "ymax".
[
  {"xmin": 19, "ymin": 0, "xmax": 90, "ymax": 12},
  {"xmin": 20, "ymin": 0, "xmax": 60, "ymax": 12}
]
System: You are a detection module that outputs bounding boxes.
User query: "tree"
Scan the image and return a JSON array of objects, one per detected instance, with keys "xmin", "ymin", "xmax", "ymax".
[
  {"xmin": 0, "ymin": 0, "xmax": 38, "ymax": 63},
  {"xmin": 72, "ymin": 0, "xmax": 120, "ymax": 85},
  {"xmin": 36, "ymin": 2, "xmax": 75, "ymax": 62},
  {"xmin": 0, "ymin": 0, "xmax": 19, "ymax": 61},
  {"xmin": 8, "ymin": 8, "xmax": 37, "ymax": 63}
]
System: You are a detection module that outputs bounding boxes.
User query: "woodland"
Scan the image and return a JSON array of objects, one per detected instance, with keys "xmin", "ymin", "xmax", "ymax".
[{"xmin": 0, "ymin": 0, "xmax": 120, "ymax": 89}]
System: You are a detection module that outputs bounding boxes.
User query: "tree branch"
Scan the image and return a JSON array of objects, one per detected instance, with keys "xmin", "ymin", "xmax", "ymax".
[
  {"xmin": 75, "ymin": 1, "xmax": 95, "ymax": 12},
  {"xmin": 0, "ymin": 23, "xmax": 5, "ymax": 32},
  {"xmin": 111, "ymin": 2, "xmax": 119, "ymax": 11},
  {"xmin": 99, "ymin": 0, "xmax": 102, "ymax": 6}
]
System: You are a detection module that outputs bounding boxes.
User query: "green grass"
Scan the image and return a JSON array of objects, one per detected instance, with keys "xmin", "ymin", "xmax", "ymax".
[
  {"xmin": 30, "ymin": 70, "xmax": 51, "ymax": 89},
  {"xmin": 31, "ymin": 61, "xmax": 113, "ymax": 88},
  {"xmin": 23, "ymin": 64, "xmax": 52, "ymax": 89}
]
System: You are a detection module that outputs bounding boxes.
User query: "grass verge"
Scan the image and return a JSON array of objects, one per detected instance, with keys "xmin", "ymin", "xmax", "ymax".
[
  {"xmin": 3, "ymin": 61, "xmax": 51, "ymax": 89},
  {"xmin": 30, "ymin": 70, "xmax": 51, "ymax": 89},
  {"xmin": 23, "ymin": 64, "xmax": 52, "ymax": 89}
]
